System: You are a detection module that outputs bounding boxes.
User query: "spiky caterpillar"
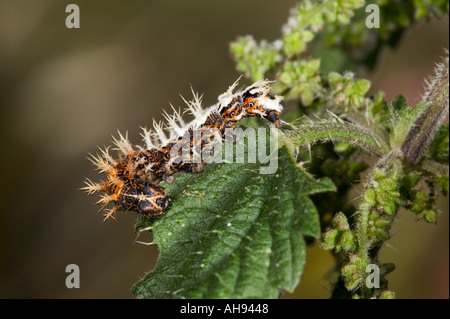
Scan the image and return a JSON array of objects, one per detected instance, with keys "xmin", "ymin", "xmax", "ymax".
[{"xmin": 83, "ymin": 78, "xmax": 285, "ymax": 221}]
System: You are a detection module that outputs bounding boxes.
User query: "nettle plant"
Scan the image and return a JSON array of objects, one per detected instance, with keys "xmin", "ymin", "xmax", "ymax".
[{"xmin": 85, "ymin": 1, "xmax": 448, "ymax": 299}]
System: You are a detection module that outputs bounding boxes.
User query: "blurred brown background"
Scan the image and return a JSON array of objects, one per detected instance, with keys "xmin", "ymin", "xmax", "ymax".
[{"xmin": 0, "ymin": 0, "xmax": 448, "ymax": 299}]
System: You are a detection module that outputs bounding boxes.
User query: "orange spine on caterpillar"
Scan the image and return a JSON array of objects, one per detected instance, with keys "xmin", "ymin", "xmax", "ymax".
[{"xmin": 82, "ymin": 78, "xmax": 285, "ymax": 221}]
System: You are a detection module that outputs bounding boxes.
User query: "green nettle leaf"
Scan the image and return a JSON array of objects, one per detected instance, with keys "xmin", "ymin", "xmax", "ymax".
[
  {"xmin": 283, "ymin": 30, "xmax": 314, "ymax": 56},
  {"xmin": 389, "ymin": 94, "xmax": 427, "ymax": 148},
  {"xmin": 132, "ymin": 137, "xmax": 335, "ymax": 299},
  {"xmin": 230, "ymin": 35, "xmax": 281, "ymax": 82},
  {"xmin": 427, "ymin": 124, "xmax": 449, "ymax": 163}
]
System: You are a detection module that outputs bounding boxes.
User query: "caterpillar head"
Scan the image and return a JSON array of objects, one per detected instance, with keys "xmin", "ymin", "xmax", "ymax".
[
  {"xmin": 109, "ymin": 183, "xmax": 168, "ymax": 219},
  {"xmin": 134, "ymin": 184, "xmax": 169, "ymax": 218},
  {"xmin": 82, "ymin": 146, "xmax": 169, "ymax": 221},
  {"xmin": 83, "ymin": 179, "xmax": 168, "ymax": 221}
]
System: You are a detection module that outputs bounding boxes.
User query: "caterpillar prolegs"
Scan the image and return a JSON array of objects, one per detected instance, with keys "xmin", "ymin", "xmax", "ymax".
[{"xmin": 83, "ymin": 78, "xmax": 285, "ymax": 221}]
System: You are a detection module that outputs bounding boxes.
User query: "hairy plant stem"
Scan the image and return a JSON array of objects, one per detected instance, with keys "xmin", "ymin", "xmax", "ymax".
[
  {"xmin": 402, "ymin": 53, "xmax": 449, "ymax": 164},
  {"xmin": 284, "ymin": 119, "xmax": 389, "ymax": 158},
  {"xmin": 337, "ymin": 107, "xmax": 389, "ymax": 146},
  {"xmin": 421, "ymin": 159, "xmax": 449, "ymax": 177},
  {"xmin": 355, "ymin": 203, "xmax": 371, "ymax": 297},
  {"xmin": 353, "ymin": 151, "xmax": 403, "ymax": 298}
]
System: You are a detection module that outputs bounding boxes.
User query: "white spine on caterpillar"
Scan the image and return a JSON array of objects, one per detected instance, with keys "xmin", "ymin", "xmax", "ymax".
[
  {"xmin": 218, "ymin": 76, "xmax": 242, "ymax": 107},
  {"xmin": 112, "ymin": 131, "xmax": 134, "ymax": 156},
  {"xmin": 136, "ymin": 77, "xmax": 284, "ymax": 151}
]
